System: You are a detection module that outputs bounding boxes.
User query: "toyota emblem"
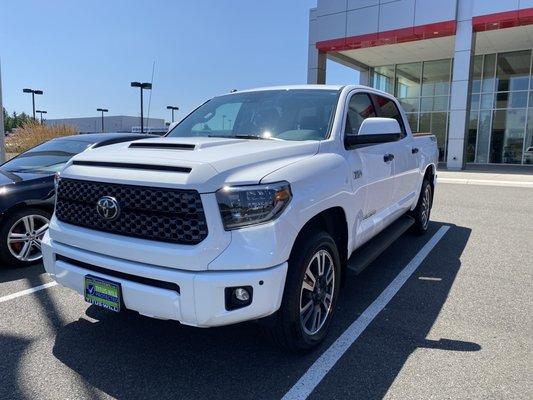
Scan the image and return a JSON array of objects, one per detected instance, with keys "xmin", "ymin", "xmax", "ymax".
[{"xmin": 96, "ymin": 196, "xmax": 120, "ymax": 220}]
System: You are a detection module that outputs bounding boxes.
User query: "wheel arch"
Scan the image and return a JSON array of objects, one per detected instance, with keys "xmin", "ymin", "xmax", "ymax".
[{"xmin": 290, "ymin": 206, "xmax": 349, "ymax": 284}]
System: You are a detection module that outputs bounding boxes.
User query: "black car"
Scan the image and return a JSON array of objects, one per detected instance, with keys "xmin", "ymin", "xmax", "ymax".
[{"xmin": 0, "ymin": 133, "xmax": 153, "ymax": 267}]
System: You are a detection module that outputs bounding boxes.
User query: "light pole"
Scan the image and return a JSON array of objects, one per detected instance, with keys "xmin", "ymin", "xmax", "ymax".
[
  {"xmin": 96, "ymin": 108, "xmax": 108, "ymax": 132},
  {"xmin": 0, "ymin": 60, "xmax": 5, "ymax": 163},
  {"xmin": 166, "ymin": 105, "xmax": 179, "ymax": 123},
  {"xmin": 35, "ymin": 110, "xmax": 47, "ymax": 124},
  {"xmin": 22, "ymin": 88, "xmax": 43, "ymax": 120},
  {"xmin": 130, "ymin": 82, "xmax": 152, "ymax": 133}
]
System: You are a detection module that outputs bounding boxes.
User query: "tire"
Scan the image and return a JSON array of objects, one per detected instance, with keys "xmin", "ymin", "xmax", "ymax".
[
  {"xmin": 0, "ymin": 208, "xmax": 51, "ymax": 268},
  {"xmin": 264, "ymin": 230, "xmax": 341, "ymax": 352},
  {"xmin": 410, "ymin": 179, "xmax": 433, "ymax": 235}
]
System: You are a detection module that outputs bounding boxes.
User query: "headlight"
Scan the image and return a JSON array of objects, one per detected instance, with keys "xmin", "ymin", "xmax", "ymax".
[{"xmin": 216, "ymin": 182, "xmax": 292, "ymax": 230}]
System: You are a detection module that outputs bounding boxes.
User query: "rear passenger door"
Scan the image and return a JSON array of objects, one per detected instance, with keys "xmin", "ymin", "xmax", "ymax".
[
  {"xmin": 344, "ymin": 91, "xmax": 396, "ymax": 243},
  {"xmin": 372, "ymin": 94, "xmax": 419, "ymax": 211}
]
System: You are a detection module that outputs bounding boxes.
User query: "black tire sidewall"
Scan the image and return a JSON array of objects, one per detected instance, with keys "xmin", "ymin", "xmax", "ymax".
[
  {"xmin": 412, "ymin": 179, "xmax": 432, "ymax": 233},
  {"xmin": 281, "ymin": 230, "xmax": 341, "ymax": 350},
  {"xmin": 0, "ymin": 208, "xmax": 51, "ymax": 268}
]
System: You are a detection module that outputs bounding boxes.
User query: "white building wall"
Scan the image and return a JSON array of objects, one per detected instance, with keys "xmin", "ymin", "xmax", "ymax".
[{"xmin": 314, "ymin": 0, "xmax": 458, "ymax": 44}]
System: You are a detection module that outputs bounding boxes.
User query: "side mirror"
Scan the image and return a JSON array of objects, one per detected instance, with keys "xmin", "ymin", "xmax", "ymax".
[{"xmin": 345, "ymin": 117, "xmax": 402, "ymax": 149}]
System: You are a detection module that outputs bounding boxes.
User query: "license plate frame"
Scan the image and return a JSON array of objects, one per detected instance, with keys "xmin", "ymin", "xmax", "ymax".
[{"xmin": 84, "ymin": 275, "xmax": 122, "ymax": 312}]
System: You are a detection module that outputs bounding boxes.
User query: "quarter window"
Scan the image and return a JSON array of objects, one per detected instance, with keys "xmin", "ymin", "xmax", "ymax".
[{"xmin": 344, "ymin": 93, "xmax": 376, "ymax": 135}]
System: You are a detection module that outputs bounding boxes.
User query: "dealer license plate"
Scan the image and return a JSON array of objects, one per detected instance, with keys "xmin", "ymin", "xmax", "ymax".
[{"xmin": 84, "ymin": 275, "xmax": 121, "ymax": 312}]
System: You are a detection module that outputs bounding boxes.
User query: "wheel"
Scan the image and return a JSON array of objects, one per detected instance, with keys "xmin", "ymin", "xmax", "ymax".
[
  {"xmin": 0, "ymin": 208, "xmax": 51, "ymax": 268},
  {"xmin": 410, "ymin": 179, "xmax": 433, "ymax": 235},
  {"xmin": 264, "ymin": 230, "xmax": 341, "ymax": 352}
]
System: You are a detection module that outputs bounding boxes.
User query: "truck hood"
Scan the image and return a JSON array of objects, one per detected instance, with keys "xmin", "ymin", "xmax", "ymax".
[{"xmin": 62, "ymin": 137, "xmax": 319, "ymax": 192}]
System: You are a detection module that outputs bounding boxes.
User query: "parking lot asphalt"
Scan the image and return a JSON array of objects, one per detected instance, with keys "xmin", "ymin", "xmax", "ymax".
[{"xmin": 1, "ymin": 182, "xmax": 531, "ymax": 400}]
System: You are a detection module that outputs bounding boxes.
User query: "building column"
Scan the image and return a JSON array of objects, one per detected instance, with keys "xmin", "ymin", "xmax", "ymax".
[
  {"xmin": 307, "ymin": 8, "xmax": 326, "ymax": 84},
  {"xmin": 447, "ymin": 3, "xmax": 475, "ymax": 170},
  {"xmin": 358, "ymin": 68, "xmax": 371, "ymax": 86}
]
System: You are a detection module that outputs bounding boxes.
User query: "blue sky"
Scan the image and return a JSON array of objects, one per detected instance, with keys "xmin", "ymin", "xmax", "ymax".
[{"xmin": 1, "ymin": 0, "xmax": 356, "ymax": 123}]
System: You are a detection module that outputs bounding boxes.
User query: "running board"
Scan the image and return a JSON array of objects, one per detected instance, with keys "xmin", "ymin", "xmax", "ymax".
[{"xmin": 347, "ymin": 215, "xmax": 415, "ymax": 275}]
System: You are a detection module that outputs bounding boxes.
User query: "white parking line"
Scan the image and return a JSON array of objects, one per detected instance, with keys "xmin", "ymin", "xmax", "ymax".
[
  {"xmin": 282, "ymin": 225, "xmax": 450, "ymax": 400},
  {"xmin": 0, "ymin": 281, "xmax": 57, "ymax": 304}
]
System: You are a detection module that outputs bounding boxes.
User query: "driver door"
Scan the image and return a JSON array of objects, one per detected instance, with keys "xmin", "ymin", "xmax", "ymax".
[{"xmin": 343, "ymin": 92, "xmax": 395, "ymax": 246}]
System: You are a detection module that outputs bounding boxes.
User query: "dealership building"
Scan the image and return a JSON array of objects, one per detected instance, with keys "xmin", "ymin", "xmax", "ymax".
[{"xmin": 308, "ymin": 0, "xmax": 533, "ymax": 168}]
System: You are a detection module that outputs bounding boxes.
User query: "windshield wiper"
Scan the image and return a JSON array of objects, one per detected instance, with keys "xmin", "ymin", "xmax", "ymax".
[{"xmin": 207, "ymin": 134, "xmax": 267, "ymax": 140}]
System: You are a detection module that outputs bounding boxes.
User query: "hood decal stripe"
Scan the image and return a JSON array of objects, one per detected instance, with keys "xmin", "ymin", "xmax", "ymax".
[{"xmin": 72, "ymin": 160, "xmax": 192, "ymax": 173}]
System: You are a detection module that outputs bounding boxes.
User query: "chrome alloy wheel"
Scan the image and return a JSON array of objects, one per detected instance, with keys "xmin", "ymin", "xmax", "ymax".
[
  {"xmin": 420, "ymin": 185, "xmax": 431, "ymax": 230},
  {"xmin": 7, "ymin": 214, "xmax": 50, "ymax": 262},
  {"xmin": 299, "ymin": 249, "xmax": 336, "ymax": 336}
]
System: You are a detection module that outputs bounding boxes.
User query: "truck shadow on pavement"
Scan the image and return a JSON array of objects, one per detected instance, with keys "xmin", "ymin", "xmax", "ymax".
[{"xmin": 49, "ymin": 221, "xmax": 475, "ymax": 400}]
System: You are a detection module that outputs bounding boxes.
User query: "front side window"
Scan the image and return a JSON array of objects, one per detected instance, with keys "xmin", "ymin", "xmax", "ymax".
[
  {"xmin": 344, "ymin": 93, "xmax": 376, "ymax": 136},
  {"xmin": 372, "ymin": 94, "xmax": 407, "ymax": 137},
  {"xmin": 168, "ymin": 89, "xmax": 339, "ymax": 141}
]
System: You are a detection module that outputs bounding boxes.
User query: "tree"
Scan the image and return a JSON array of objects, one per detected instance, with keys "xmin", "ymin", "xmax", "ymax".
[{"xmin": 3, "ymin": 108, "xmax": 32, "ymax": 133}]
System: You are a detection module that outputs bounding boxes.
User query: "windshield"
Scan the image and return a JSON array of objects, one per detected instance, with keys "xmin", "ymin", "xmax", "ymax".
[
  {"xmin": 2, "ymin": 139, "xmax": 91, "ymax": 173},
  {"xmin": 167, "ymin": 89, "xmax": 339, "ymax": 141}
]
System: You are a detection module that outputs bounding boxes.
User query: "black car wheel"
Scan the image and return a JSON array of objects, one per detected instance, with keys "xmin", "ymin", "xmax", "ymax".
[
  {"xmin": 0, "ymin": 208, "xmax": 51, "ymax": 267},
  {"xmin": 264, "ymin": 230, "xmax": 341, "ymax": 352},
  {"xmin": 410, "ymin": 179, "xmax": 433, "ymax": 234}
]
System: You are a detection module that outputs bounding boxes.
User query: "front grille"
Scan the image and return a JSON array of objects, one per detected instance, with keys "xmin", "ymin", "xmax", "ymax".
[{"xmin": 55, "ymin": 178, "xmax": 208, "ymax": 244}]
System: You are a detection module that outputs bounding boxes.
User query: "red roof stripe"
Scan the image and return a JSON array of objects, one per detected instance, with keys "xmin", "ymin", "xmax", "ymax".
[
  {"xmin": 472, "ymin": 7, "xmax": 533, "ymax": 32},
  {"xmin": 316, "ymin": 20, "xmax": 456, "ymax": 52}
]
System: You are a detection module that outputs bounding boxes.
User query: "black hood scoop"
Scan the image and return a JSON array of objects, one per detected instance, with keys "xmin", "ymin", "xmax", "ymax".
[{"xmin": 128, "ymin": 142, "xmax": 196, "ymax": 150}]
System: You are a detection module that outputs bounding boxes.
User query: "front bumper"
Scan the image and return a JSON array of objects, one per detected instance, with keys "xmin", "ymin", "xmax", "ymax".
[{"xmin": 42, "ymin": 233, "xmax": 288, "ymax": 327}]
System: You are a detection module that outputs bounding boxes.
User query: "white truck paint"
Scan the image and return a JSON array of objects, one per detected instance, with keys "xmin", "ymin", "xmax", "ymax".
[{"xmin": 43, "ymin": 85, "xmax": 438, "ymax": 348}]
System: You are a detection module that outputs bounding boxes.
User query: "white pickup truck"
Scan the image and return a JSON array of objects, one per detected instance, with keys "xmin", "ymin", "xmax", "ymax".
[{"xmin": 43, "ymin": 85, "xmax": 438, "ymax": 351}]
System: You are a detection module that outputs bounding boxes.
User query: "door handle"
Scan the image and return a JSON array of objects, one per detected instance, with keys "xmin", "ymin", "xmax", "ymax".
[
  {"xmin": 383, "ymin": 153, "xmax": 395, "ymax": 162},
  {"xmin": 412, "ymin": 147, "xmax": 419, "ymax": 154}
]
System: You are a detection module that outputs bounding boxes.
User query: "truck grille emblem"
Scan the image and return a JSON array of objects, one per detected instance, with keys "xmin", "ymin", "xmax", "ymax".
[{"xmin": 96, "ymin": 196, "xmax": 120, "ymax": 221}]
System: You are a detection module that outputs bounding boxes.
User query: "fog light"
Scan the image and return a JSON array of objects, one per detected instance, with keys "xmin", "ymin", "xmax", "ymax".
[
  {"xmin": 234, "ymin": 288, "xmax": 250, "ymax": 301},
  {"xmin": 225, "ymin": 286, "xmax": 253, "ymax": 310}
]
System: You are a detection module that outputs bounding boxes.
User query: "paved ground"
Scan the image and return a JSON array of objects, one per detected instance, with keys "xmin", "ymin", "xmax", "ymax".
[
  {"xmin": 0, "ymin": 182, "xmax": 531, "ymax": 399},
  {"xmin": 438, "ymin": 170, "xmax": 533, "ymax": 188}
]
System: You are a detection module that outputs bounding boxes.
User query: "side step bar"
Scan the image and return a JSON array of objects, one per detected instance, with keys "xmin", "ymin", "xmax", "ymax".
[{"xmin": 347, "ymin": 215, "xmax": 415, "ymax": 275}]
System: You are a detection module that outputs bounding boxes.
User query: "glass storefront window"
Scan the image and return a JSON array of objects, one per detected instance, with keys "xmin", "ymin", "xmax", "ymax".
[
  {"xmin": 395, "ymin": 62, "xmax": 421, "ymax": 98},
  {"xmin": 495, "ymin": 91, "xmax": 528, "ymax": 109},
  {"xmin": 480, "ymin": 93, "xmax": 493, "ymax": 109},
  {"xmin": 420, "ymin": 112, "xmax": 447, "ymax": 161},
  {"xmin": 496, "ymin": 50, "xmax": 531, "ymax": 92},
  {"xmin": 482, "ymin": 54, "xmax": 496, "ymax": 93},
  {"xmin": 466, "ymin": 111, "xmax": 478, "ymax": 162},
  {"xmin": 372, "ymin": 50, "xmax": 533, "ymax": 164},
  {"xmin": 421, "ymin": 59, "xmax": 451, "ymax": 96},
  {"xmin": 476, "ymin": 110, "xmax": 491, "ymax": 163},
  {"xmin": 406, "ymin": 113, "xmax": 418, "ymax": 132},
  {"xmin": 489, "ymin": 109, "xmax": 526, "ymax": 164},
  {"xmin": 472, "ymin": 55, "xmax": 483, "ymax": 93},
  {"xmin": 398, "ymin": 98, "xmax": 419, "ymax": 113},
  {"xmin": 525, "ymin": 107, "xmax": 533, "ymax": 164},
  {"xmin": 373, "ymin": 65, "xmax": 394, "ymax": 94},
  {"xmin": 421, "ymin": 96, "xmax": 449, "ymax": 112},
  {"xmin": 470, "ymin": 94, "xmax": 480, "ymax": 111}
]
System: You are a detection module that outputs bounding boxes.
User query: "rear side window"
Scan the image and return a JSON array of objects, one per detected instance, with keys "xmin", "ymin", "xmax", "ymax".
[
  {"xmin": 372, "ymin": 94, "xmax": 407, "ymax": 137},
  {"xmin": 344, "ymin": 93, "xmax": 376, "ymax": 136}
]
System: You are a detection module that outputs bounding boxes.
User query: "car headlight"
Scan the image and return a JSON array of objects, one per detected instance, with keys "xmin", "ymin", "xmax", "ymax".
[{"xmin": 216, "ymin": 182, "xmax": 292, "ymax": 230}]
